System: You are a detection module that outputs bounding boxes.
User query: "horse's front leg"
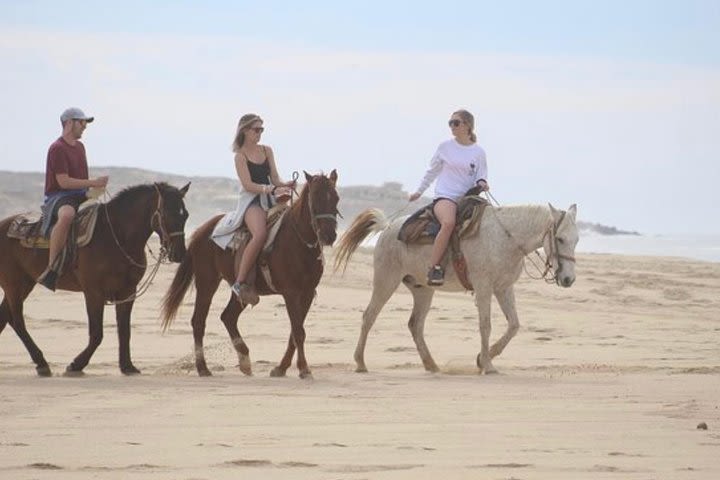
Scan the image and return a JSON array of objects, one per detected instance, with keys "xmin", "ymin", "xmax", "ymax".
[
  {"xmin": 115, "ymin": 299, "xmax": 140, "ymax": 375},
  {"xmin": 66, "ymin": 292, "xmax": 104, "ymax": 375},
  {"xmin": 490, "ymin": 286, "xmax": 520, "ymax": 360},
  {"xmin": 474, "ymin": 287, "xmax": 497, "ymax": 374},
  {"xmin": 275, "ymin": 290, "xmax": 314, "ymax": 379}
]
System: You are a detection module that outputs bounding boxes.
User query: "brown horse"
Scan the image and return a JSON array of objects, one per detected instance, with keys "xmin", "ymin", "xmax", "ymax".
[
  {"xmin": 161, "ymin": 170, "xmax": 339, "ymax": 379},
  {"xmin": 0, "ymin": 182, "xmax": 190, "ymax": 376}
]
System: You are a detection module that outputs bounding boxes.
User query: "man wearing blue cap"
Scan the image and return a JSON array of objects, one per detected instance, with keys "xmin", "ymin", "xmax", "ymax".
[{"xmin": 37, "ymin": 107, "xmax": 109, "ymax": 291}]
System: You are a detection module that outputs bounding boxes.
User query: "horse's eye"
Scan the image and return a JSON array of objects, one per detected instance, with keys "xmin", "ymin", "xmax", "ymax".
[{"xmin": 557, "ymin": 237, "xmax": 565, "ymax": 244}]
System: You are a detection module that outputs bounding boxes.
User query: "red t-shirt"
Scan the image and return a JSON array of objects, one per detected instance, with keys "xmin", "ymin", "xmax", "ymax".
[{"xmin": 44, "ymin": 137, "xmax": 89, "ymax": 194}]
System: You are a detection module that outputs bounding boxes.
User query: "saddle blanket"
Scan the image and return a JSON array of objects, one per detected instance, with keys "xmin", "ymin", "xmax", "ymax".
[{"xmin": 7, "ymin": 202, "xmax": 101, "ymax": 249}]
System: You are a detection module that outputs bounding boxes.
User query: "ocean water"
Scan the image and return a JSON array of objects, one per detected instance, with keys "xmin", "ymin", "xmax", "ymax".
[
  {"xmin": 355, "ymin": 231, "xmax": 720, "ymax": 264},
  {"xmin": 577, "ymin": 233, "xmax": 720, "ymax": 263}
]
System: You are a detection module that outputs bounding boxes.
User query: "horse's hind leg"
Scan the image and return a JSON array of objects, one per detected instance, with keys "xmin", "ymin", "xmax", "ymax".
[
  {"xmin": 353, "ymin": 273, "xmax": 403, "ymax": 373},
  {"xmin": 2, "ymin": 286, "xmax": 52, "ymax": 377},
  {"xmin": 115, "ymin": 300, "xmax": 140, "ymax": 375},
  {"xmin": 66, "ymin": 293, "xmax": 105, "ymax": 375},
  {"xmin": 406, "ymin": 285, "xmax": 439, "ymax": 373},
  {"xmin": 490, "ymin": 286, "xmax": 520, "ymax": 360},
  {"xmin": 220, "ymin": 294, "xmax": 252, "ymax": 375},
  {"xmin": 270, "ymin": 334, "xmax": 295, "ymax": 378}
]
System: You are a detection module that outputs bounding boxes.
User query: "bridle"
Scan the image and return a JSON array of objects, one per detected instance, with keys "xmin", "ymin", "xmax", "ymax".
[
  {"xmin": 150, "ymin": 184, "xmax": 185, "ymax": 255},
  {"xmin": 288, "ymin": 173, "xmax": 341, "ymax": 250},
  {"xmin": 538, "ymin": 210, "xmax": 577, "ymax": 284}
]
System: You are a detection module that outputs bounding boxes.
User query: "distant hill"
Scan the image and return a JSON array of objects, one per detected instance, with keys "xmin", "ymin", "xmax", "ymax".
[{"xmin": 0, "ymin": 167, "xmax": 635, "ymax": 235}]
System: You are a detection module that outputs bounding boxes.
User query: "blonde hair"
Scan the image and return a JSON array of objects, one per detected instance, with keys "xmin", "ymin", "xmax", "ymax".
[
  {"xmin": 453, "ymin": 109, "xmax": 476, "ymax": 143},
  {"xmin": 232, "ymin": 113, "xmax": 262, "ymax": 152}
]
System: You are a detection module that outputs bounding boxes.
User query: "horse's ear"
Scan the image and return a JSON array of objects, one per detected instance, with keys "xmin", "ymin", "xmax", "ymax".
[
  {"xmin": 329, "ymin": 169, "xmax": 338, "ymax": 186},
  {"xmin": 548, "ymin": 203, "xmax": 559, "ymax": 217},
  {"xmin": 304, "ymin": 170, "xmax": 312, "ymax": 182},
  {"xmin": 180, "ymin": 182, "xmax": 191, "ymax": 197},
  {"xmin": 567, "ymin": 203, "xmax": 577, "ymax": 221}
]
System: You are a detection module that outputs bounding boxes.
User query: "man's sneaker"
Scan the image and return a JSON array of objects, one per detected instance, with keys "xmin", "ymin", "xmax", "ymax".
[
  {"xmin": 37, "ymin": 269, "xmax": 58, "ymax": 292},
  {"xmin": 427, "ymin": 265, "xmax": 445, "ymax": 286},
  {"xmin": 231, "ymin": 282, "xmax": 259, "ymax": 306}
]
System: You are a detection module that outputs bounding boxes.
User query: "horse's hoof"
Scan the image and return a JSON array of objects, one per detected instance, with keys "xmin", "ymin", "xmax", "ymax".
[
  {"xmin": 299, "ymin": 371, "xmax": 313, "ymax": 380},
  {"xmin": 36, "ymin": 365, "xmax": 52, "ymax": 377},
  {"xmin": 269, "ymin": 367, "xmax": 286, "ymax": 377},
  {"xmin": 63, "ymin": 367, "xmax": 85, "ymax": 378},
  {"xmin": 355, "ymin": 366, "xmax": 369, "ymax": 373},
  {"xmin": 197, "ymin": 369, "xmax": 213, "ymax": 377},
  {"xmin": 484, "ymin": 368, "xmax": 499, "ymax": 375},
  {"xmin": 121, "ymin": 366, "xmax": 141, "ymax": 375},
  {"xmin": 238, "ymin": 356, "xmax": 252, "ymax": 376}
]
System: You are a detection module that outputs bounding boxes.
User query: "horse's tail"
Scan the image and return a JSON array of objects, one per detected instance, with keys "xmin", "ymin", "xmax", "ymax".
[
  {"xmin": 334, "ymin": 208, "xmax": 388, "ymax": 273},
  {"xmin": 160, "ymin": 251, "xmax": 194, "ymax": 332}
]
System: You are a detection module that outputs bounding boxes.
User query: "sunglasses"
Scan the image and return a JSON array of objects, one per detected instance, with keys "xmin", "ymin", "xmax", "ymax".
[
  {"xmin": 250, "ymin": 127, "xmax": 264, "ymax": 133},
  {"xmin": 448, "ymin": 119, "xmax": 463, "ymax": 127}
]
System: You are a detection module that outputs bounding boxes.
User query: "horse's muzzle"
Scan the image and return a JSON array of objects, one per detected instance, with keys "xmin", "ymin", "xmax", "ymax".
[
  {"xmin": 320, "ymin": 231, "xmax": 337, "ymax": 246},
  {"xmin": 168, "ymin": 241, "xmax": 187, "ymax": 263},
  {"xmin": 559, "ymin": 275, "xmax": 575, "ymax": 288}
]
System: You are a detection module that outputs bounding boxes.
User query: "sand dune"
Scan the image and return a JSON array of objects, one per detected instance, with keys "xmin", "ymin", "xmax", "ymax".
[{"xmin": 1, "ymin": 247, "xmax": 719, "ymax": 479}]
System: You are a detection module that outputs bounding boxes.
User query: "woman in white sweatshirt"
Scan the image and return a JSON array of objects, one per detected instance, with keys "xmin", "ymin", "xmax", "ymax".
[{"xmin": 409, "ymin": 109, "xmax": 489, "ymax": 286}]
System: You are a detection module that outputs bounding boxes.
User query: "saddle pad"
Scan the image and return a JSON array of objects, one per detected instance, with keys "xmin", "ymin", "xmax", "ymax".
[{"xmin": 7, "ymin": 202, "xmax": 101, "ymax": 249}]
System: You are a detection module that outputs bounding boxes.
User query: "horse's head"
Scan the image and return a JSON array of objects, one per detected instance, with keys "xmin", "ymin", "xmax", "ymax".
[
  {"xmin": 544, "ymin": 203, "xmax": 578, "ymax": 288},
  {"xmin": 303, "ymin": 169, "xmax": 340, "ymax": 246},
  {"xmin": 152, "ymin": 182, "xmax": 190, "ymax": 262}
]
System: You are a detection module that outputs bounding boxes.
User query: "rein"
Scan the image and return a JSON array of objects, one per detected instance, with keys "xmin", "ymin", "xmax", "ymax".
[{"xmin": 486, "ymin": 195, "xmax": 575, "ymax": 283}]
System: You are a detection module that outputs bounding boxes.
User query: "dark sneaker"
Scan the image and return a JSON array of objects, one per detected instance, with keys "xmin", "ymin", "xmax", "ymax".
[
  {"xmin": 232, "ymin": 282, "xmax": 259, "ymax": 306},
  {"xmin": 38, "ymin": 269, "xmax": 59, "ymax": 292},
  {"xmin": 427, "ymin": 265, "xmax": 445, "ymax": 286}
]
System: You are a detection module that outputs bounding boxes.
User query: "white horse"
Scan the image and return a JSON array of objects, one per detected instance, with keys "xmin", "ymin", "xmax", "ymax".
[{"xmin": 334, "ymin": 203, "xmax": 578, "ymax": 374}]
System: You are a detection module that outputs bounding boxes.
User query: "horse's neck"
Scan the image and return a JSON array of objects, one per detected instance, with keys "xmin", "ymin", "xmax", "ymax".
[
  {"xmin": 287, "ymin": 196, "xmax": 317, "ymax": 246},
  {"xmin": 104, "ymin": 195, "xmax": 154, "ymax": 247},
  {"xmin": 491, "ymin": 205, "xmax": 552, "ymax": 254}
]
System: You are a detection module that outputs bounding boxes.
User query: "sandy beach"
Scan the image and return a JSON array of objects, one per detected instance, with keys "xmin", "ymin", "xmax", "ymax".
[{"xmin": 1, "ymin": 247, "xmax": 719, "ymax": 479}]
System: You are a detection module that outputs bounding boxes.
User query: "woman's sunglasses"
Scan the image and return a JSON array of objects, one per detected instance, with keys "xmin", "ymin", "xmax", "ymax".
[
  {"xmin": 250, "ymin": 127, "xmax": 265, "ymax": 133},
  {"xmin": 448, "ymin": 119, "xmax": 463, "ymax": 128}
]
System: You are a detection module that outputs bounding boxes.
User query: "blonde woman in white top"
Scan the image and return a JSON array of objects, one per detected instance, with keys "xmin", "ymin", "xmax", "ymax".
[{"xmin": 409, "ymin": 109, "xmax": 489, "ymax": 286}]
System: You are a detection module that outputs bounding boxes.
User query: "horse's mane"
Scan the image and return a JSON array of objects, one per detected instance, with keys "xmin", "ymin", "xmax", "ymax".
[
  {"xmin": 108, "ymin": 182, "xmax": 174, "ymax": 210},
  {"xmin": 491, "ymin": 204, "xmax": 552, "ymax": 232}
]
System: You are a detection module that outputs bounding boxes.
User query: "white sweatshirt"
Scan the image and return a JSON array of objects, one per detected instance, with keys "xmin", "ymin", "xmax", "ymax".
[{"xmin": 414, "ymin": 139, "xmax": 487, "ymax": 201}]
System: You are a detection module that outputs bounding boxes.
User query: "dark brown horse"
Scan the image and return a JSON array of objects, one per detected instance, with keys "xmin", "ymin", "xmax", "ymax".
[
  {"xmin": 0, "ymin": 182, "xmax": 190, "ymax": 376},
  {"xmin": 161, "ymin": 170, "xmax": 339, "ymax": 378}
]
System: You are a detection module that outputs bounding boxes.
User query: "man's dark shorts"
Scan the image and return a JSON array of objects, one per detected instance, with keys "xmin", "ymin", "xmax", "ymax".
[{"xmin": 48, "ymin": 194, "xmax": 87, "ymax": 227}]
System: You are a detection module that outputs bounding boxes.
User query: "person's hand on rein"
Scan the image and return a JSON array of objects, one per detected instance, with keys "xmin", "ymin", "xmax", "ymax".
[{"xmin": 273, "ymin": 185, "xmax": 292, "ymax": 203}]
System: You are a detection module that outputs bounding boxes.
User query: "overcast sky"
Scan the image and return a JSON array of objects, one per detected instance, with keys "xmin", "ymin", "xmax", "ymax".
[{"xmin": 1, "ymin": 1, "xmax": 718, "ymax": 234}]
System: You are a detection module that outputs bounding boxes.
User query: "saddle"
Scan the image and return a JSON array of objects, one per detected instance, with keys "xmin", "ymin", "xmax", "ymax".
[
  {"xmin": 398, "ymin": 194, "xmax": 488, "ymax": 245},
  {"xmin": 398, "ymin": 192, "xmax": 489, "ymax": 292}
]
